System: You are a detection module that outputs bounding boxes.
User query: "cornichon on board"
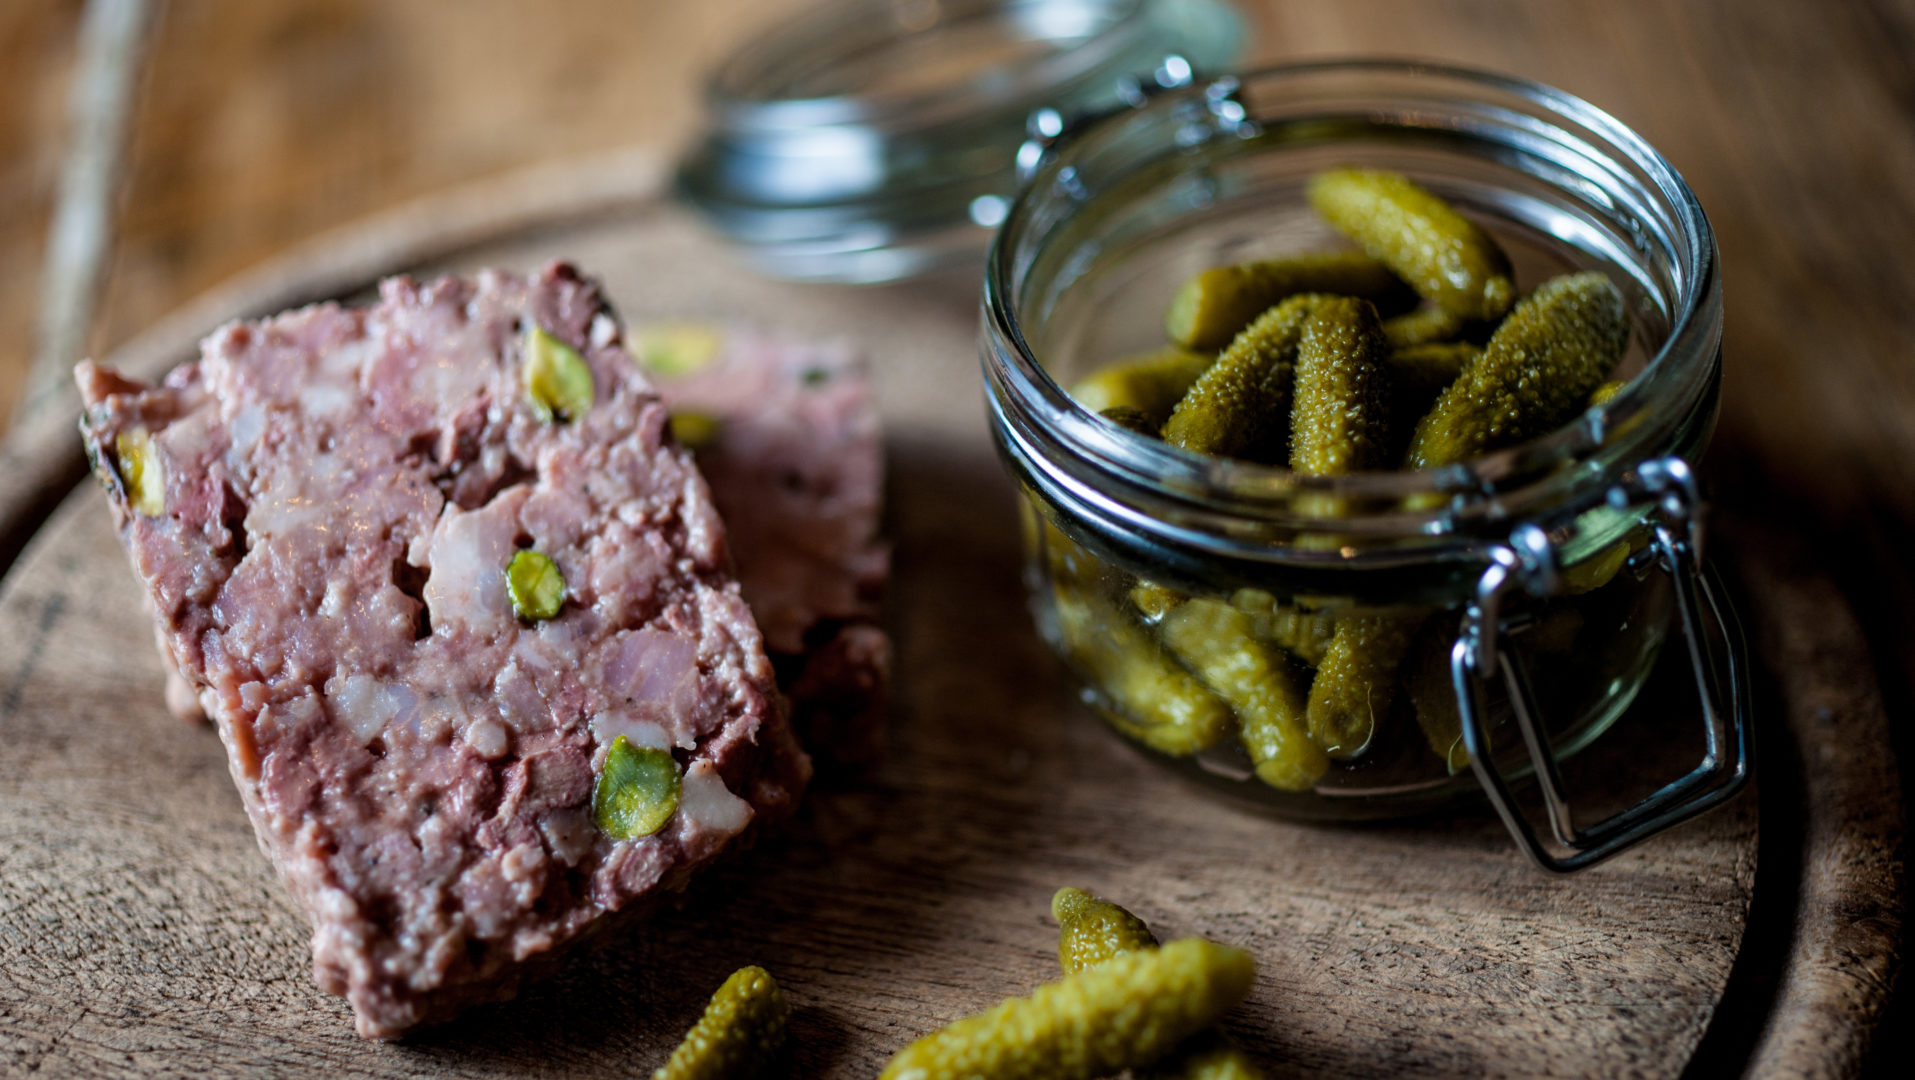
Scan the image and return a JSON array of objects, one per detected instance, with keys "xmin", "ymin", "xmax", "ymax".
[
  {"xmin": 1051, "ymin": 889, "xmax": 1268, "ymax": 1080},
  {"xmin": 1164, "ymin": 251, "xmax": 1414, "ymax": 351},
  {"xmin": 1308, "ymin": 168, "xmax": 1516, "ymax": 322},
  {"xmin": 653, "ymin": 966, "xmax": 790, "ymax": 1080},
  {"xmin": 1159, "ymin": 598, "xmax": 1328, "ymax": 791},
  {"xmin": 1407, "ymin": 271, "xmax": 1627, "ymax": 470},
  {"xmin": 1290, "ymin": 296, "xmax": 1392, "ymax": 476},
  {"xmin": 877, "ymin": 939, "xmax": 1255, "ymax": 1080},
  {"xmin": 1163, "ymin": 294, "xmax": 1327, "ymax": 463},
  {"xmin": 1071, "ymin": 346, "xmax": 1214, "ymax": 424},
  {"xmin": 1054, "ymin": 585, "xmax": 1233, "ymax": 757},
  {"xmin": 1053, "ymin": 888, "xmax": 1159, "ymax": 973}
]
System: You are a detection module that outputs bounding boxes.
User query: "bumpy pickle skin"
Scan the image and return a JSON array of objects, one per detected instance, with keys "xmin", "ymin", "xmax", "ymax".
[
  {"xmin": 1406, "ymin": 271, "xmax": 1628, "ymax": 470},
  {"xmin": 1159, "ymin": 598, "xmax": 1329, "ymax": 791},
  {"xmin": 877, "ymin": 939, "xmax": 1256, "ymax": 1080},
  {"xmin": 1229, "ymin": 590, "xmax": 1337, "ymax": 667},
  {"xmin": 1051, "ymin": 889, "xmax": 1269, "ymax": 1080},
  {"xmin": 1164, "ymin": 294, "xmax": 1327, "ymax": 462},
  {"xmin": 1406, "ymin": 627, "xmax": 1470, "ymax": 774},
  {"xmin": 1291, "ymin": 297, "xmax": 1393, "ymax": 476},
  {"xmin": 1165, "ymin": 251, "xmax": 1414, "ymax": 350},
  {"xmin": 1053, "ymin": 585, "xmax": 1232, "ymax": 756},
  {"xmin": 654, "ymin": 966, "xmax": 790, "ymax": 1080},
  {"xmin": 1305, "ymin": 614, "xmax": 1423, "ymax": 758},
  {"xmin": 1053, "ymin": 888, "xmax": 1160, "ymax": 973},
  {"xmin": 1308, "ymin": 168, "xmax": 1516, "ymax": 322},
  {"xmin": 1070, "ymin": 347, "xmax": 1214, "ymax": 424},
  {"xmin": 1381, "ymin": 305, "xmax": 1469, "ymax": 348}
]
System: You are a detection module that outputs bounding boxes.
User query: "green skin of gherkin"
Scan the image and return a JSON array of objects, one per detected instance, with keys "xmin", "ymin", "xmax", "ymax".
[
  {"xmin": 1159, "ymin": 598, "xmax": 1328, "ymax": 792},
  {"xmin": 1163, "ymin": 294, "xmax": 1328, "ymax": 463},
  {"xmin": 1308, "ymin": 168, "xmax": 1517, "ymax": 322},
  {"xmin": 1381, "ymin": 304, "xmax": 1470, "ymax": 348},
  {"xmin": 653, "ymin": 966, "xmax": 790, "ymax": 1080},
  {"xmin": 877, "ymin": 939, "xmax": 1255, "ymax": 1080},
  {"xmin": 1406, "ymin": 271, "xmax": 1627, "ymax": 470},
  {"xmin": 1165, "ymin": 251, "xmax": 1415, "ymax": 351},
  {"xmin": 1053, "ymin": 583, "xmax": 1233, "ymax": 757},
  {"xmin": 1304, "ymin": 613, "xmax": 1425, "ymax": 759},
  {"xmin": 1070, "ymin": 347, "xmax": 1214, "ymax": 424},
  {"xmin": 1050, "ymin": 890, "xmax": 1268, "ymax": 1080},
  {"xmin": 1290, "ymin": 297, "xmax": 1393, "ymax": 475}
]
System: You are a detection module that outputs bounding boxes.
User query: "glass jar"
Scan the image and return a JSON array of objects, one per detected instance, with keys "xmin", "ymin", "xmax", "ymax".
[
  {"xmin": 981, "ymin": 60, "xmax": 1750, "ymax": 871},
  {"xmin": 675, "ymin": 0, "xmax": 1244, "ymax": 283}
]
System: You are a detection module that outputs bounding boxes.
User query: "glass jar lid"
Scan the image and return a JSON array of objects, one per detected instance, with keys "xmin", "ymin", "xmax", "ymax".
[{"xmin": 674, "ymin": 0, "xmax": 1246, "ymax": 283}]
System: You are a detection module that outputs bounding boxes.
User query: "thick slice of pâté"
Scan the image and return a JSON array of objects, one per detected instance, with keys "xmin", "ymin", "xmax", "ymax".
[
  {"xmin": 75, "ymin": 263, "xmax": 810, "ymax": 1039},
  {"xmin": 643, "ymin": 326, "xmax": 890, "ymax": 766}
]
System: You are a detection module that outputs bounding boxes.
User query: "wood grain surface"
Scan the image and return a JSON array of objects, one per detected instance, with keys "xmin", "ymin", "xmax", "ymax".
[{"xmin": 0, "ymin": 191, "xmax": 1900, "ymax": 1078}]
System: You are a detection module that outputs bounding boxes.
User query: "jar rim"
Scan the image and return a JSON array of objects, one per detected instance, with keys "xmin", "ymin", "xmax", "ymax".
[{"xmin": 983, "ymin": 58, "xmax": 1724, "ymax": 562}]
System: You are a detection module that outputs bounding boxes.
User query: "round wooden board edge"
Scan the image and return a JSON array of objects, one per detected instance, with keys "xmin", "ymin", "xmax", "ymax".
[{"xmin": 0, "ymin": 146, "xmax": 1901, "ymax": 1079}]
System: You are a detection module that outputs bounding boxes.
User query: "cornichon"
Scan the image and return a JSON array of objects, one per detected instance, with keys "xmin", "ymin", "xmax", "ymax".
[
  {"xmin": 1230, "ymin": 590, "xmax": 1337, "ymax": 667},
  {"xmin": 1381, "ymin": 305, "xmax": 1469, "ymax": 348},
  {"xmin": 1406, "ymin": 271, "xmax": 1627, "ymax": 470},
  {"xmin": 1070, "ymin": 347, "xmax": 1214, "ymax": 424},
  {"xmin": 1588, "ymin": 379, "xmax": 1627, "ymax": 407},
  {"xmin": 523, "ymin": 324, "xmax": 596, "ymax": 423},
  {"xmin": 593, "ymin": 734, "xmax": 682, "ymax": 840},
  {"xmin": 1099, "ymin": 405, "xmax": 1160, "ymax": 435},
  {"xmin": 1053, "ymin": 888, "xmax": 1160, "ymax": 973},
  {"xmin": 114, "ymin": 428, "xmax": 166, "ymax": 518},
  {"xmin": 1405, "ymin": 628, "xmax": 1469, "ymax": 773},
  {"xmin": 1290, "ymin": 297, "xmax": 1391, "ymax": 476},
  {"xmin": 1054, "ymin": 585, "xmax": 1232, "ymax": 757},
  {"xmin": 1305, "ymin": 614, "xmax": 1423, "ymax": 758},
  {"xmin": 506, "ymin": 549, "xmax": 566, "ymax": 621},
  {"xmin": 1164, "ymin": 251, "xmax": 1413, "ymax": 351},
  {"xmin": 1308, "ymin": 168, "xmax": 1516, "ymax": 322},
  {"xmin": 876, "ymin": 939, "xmax": 1255, "ymax": 1080},
  {"xmin": 1163, "ymin": 294, "xmax": 1326, "ymax": 463},
  {"xmin": 1051, "ymin": 889, "xmax": 1268, "ymax": 1080},
  {"xmin": 654, "ymin": 966, "xmax": 789, "ymax": 1080},
  {"xmin": 1159, "ymin": 598, "xmax": 1328, "ymax": 791}
]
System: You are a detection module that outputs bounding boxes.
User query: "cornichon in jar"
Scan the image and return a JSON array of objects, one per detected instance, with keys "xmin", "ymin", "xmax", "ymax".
[
  {"xmin": 1164, "ymin": 251, "xmax": 1414, "ymax": 351},
  {"xmin": 1071, "ymin": 346, "xmax": 1214, "ymax": 424},
  {"xmin": 1308, "ymin": 168, "xmax": 1516, "ymax": 322},
  {"xmin": 506, "ymin": 549, "xmax": 566, "ymax": 621},
  {"xmin": 1054, "ymin": 585, "xmax": 1232, "ymax": 756},
  {"xmin": 876, "ymin": 938, "xmax": 1255, "ymax": 1080},
  {"xmin": 114, "ymin": 428, "xmax": 166, "ymax": 518},
  {"xmin": 1053, "ymin": 888, "xmax": 1160, "ymax": 973},
  {"xmin": 1381, "ymin": 305, "xmax": 1470, "ymax": 348},
  {"xmin": 1305, "ymin": 614, "xmax": 1424, "ymax": 759},
  {"xmin": 1406, "ymin": 627, "xmax": 1470, "ymax": 773},
  {"xmin": 1163, "ymin": 294, "xmax": 1326, "ymax": 462},
  {"xmin": 1159, "ymin": 598, "xmax": 1328, "ymax": 791},
  {"xmin": 1588, "ymin": 379, "xmax": 1627, "ymax": 407},
  {"xmin": 1406, "ymin": 271, "xmax": 1627, "ymax": 470},
  {"xmin": 1099, "ymin": 405, "xmax": 1161, "ymax": 435},
  {"xmin": 1228, "ymin": 590, "xmax": 1336, "ymax": 668},
  {"xmin": 523, "ymin": 324, "xmax": 596, "ymax": 423},
  {"xmin": 1051, "ymin": 889, "xmax": 1268, "ymax": 1080},
  {"xmin": 594, "ymin": 735, "xmax": 682, "ymax": 840},
  {"xmin": 1290, "ymin": 296, "xmax": 1392, "ymax": 476},
  {"xmin": 654, "ymin": 966, "xmax": 789, "ymax": 1080}
]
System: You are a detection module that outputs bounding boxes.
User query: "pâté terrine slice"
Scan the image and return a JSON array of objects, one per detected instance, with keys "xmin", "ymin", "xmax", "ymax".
[
  {"xmin": 644, "ymin": 326, "xmax": 890, "ymax": 765},
  {"xmin": 75, "ymin": 263, "xmax": 810, "ymax": 1039}
]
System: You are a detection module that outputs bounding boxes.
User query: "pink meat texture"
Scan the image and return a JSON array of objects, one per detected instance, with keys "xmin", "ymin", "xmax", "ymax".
[
  {"xmin": 75, "ymin": 263, "xmax": 810, "ymax": 1039},
  {"xmin": 646, "ymin": 325, "xmax": 890, "ymax": 765}
]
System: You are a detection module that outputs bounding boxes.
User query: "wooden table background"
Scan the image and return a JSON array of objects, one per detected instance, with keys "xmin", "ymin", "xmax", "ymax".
[{"xmin": 0, "ymin": 0, "xmax": 1909, "ymax": 1072}]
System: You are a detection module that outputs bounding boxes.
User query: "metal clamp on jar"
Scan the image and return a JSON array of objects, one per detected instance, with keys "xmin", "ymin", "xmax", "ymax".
[{"xmin": 981, "ymin": 60, "xmax": 1749, "ymax": 871}]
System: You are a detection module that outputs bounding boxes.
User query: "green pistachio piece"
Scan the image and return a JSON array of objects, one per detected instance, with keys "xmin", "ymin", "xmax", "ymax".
[
  {"xmin": 523, "ymin": 325, "xmax": 596, "ymax": 423},
  {"xmin": 506, "ymin": 549, "xmax": 566, "ymax": 621},
  {"xmin": 635, "ymin": 323, "xmax": 722, "ymax": 378},
  {"xmin": 594, "ymin": 735, "xmax": 682, "ymax": 840},
  {"xmin": 669, "ymin": 410, "xmax": 723, "ymax": 450},
  {"xmin": 115, "ymin": 428, "xmax": 166, "ymax": 518}
]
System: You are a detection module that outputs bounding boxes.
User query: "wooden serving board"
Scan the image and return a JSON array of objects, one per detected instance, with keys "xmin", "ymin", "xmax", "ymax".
[{"xmin": 0, "ymin": 153, "xmax": 1900, "ymax": 1078}]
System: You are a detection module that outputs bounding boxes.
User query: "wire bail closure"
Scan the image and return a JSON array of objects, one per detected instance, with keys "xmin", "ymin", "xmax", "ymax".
[{"xmin": 1451, "ymin": 456, "xmax": 1752, "ymax": 872}]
